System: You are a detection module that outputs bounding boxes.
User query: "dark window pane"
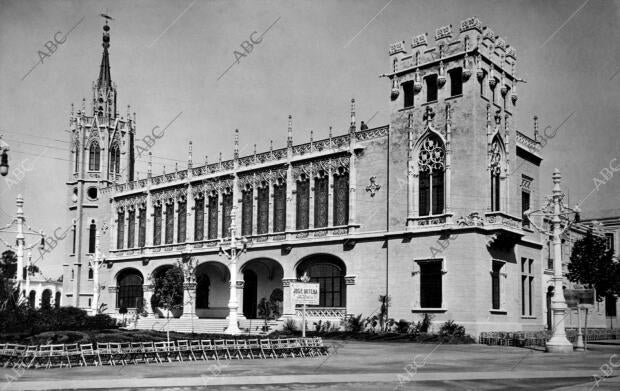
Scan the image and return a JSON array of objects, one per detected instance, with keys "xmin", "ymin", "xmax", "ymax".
[
  {"xmin": 153, "ymin": 205, "xmax": 162, "ymax": 245},
  {"xmin": 273, "ymin": 183, "xmax": 286, "ymax": 232},
  {"xmin": 208, "ymin": 195, "xmax": 218, "ymax": 240},
  {"xmin": 222, "ymin": 193, "xmax": 233, "ymax": 237},
  {"xmin": 314, "ymin": 176, "xmax": 328, "ymax": 228},
  {"xmin": 242, "ymin": 190, "xmax": 253, "ymax": 236},
  {"xmin": 138, "ymin": 208, "xmax": 146, "ymax": 247},
  {"xmin": 194, "ymin": 197, "xmax": 204, "ymax": 241},
  {"xmin": 403, "ymin": 81, "xmax": 414, "ymax": 108},
  {"xmin": 127, "ymin": 210, "xmax": 135, "ymax": 248},
  {"xmin": 296, "ymin": 180, "xmax": 309, "ymax": 230},
  {"xmin": 89, "ymin": 223, "xmax": 97, "ymax": 253},
  {"xmin": 420, "ymin": 262, "xmax": 442, "ymax": 308},
  {"xmin": 117, "ymin": 271, "xmax": 143, "ymax": 308},
  {"xmin": 449, "ymin": 67, "xmax": 463, "ymax": 96},
  {"xmin": 431, "ymin": 170, "xmax": 444, "ymax": 215},
  {"xmin": 165, "ymin": 203, "xmax": 174, "ymax": 244},
  {"xmin": 333, "ymin": 173, "xmax": 349, "ymax": 226},
  {"xmin": 117, "ymin": 212, "xmax": 124, "ymax": 250},
  {"xmin": 522, "ymin": 191, "xmax": 531, "ymax": 228},
  {"xmin": 177, "ymin": 201, "xmax": 186, "ymax": 242},
  {"xmin": 257, "ymin": 186, "xmax": 269, "ymax": 234},
  {"xmin": 426, "ymin": 74, "xmax": 438, "ymax": 102},
  {"xmin": 419, "ymin": 173, "xmax": 430, "ymax": 216}
]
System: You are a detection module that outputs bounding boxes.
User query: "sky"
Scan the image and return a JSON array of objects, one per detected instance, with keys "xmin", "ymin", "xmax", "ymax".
[{"xmin": 0, "ymin": 0, "xmax": 618, "ymax": 279}]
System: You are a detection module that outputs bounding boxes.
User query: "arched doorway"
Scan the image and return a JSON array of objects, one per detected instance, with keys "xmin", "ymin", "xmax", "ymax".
[
  {"xmin": 116, "ymin": 268, "xmax": 144, "ymax": 309},
  {"xmin": 150, "ymin": 265, "xmax": 183, "ymax": 318},
  {"xmin": 240, "ymin": 258, "xmax": 284, "ymax": 319},
  {"xmin": 296, "ymin": 254, "xmax": 346, "ymax": 308},
  {"xmin": 243, "ymin": 270, "xmax": 258, "ymax": 319},
  {"xmin": 546, "ymin": 286, "xmax": 554, "ymax": 330},
  {"xmin": 28, "ymin": 290, "xmax": 36, "ymax": 308},
  {"xmin": 195, "ymin": 261, "xmax": 230, "ymax": 318},
  {"xmin": 41, "ymin": 289, "xmax": 52, "ymax": 308},
  {"xmin": 54, "ymin": 291, "xmax": 61, "ymax": 308}
]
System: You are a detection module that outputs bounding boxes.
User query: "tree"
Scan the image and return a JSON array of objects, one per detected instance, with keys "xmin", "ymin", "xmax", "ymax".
[
  {"xmin": 257, "ymin": 296, "xmax": 281, "ymax": 332},
  {"xmin": 0, "ymin": 250, "xmax": 17, "ymax": 278},
  {"xmin": 152, "ymin": 266, "xmax": 184, "ymax": 342},
  {"xmin": 567, "ymin": 230, "xmax": 619, "ymax": 301}
]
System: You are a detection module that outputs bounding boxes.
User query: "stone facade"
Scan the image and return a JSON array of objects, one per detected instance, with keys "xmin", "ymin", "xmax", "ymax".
[{"xmin": 63, "ymin": 18, "xmax": 552, "ymax": 336}]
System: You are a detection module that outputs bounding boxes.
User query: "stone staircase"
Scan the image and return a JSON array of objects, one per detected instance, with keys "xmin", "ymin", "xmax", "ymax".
[{"xmin": 134, "ymin": 318, "xmax": 281, "ymax": 334}]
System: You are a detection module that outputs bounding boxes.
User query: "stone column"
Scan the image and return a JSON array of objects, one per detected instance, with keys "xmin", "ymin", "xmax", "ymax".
[
  {"xmin": 143, "ymin": 284, "xmax": 154, "ymax": 317},
  {"xmin": 181, "ymin": 282, "xmax": 197, "ymax": 319},
  {"xmin": 236, "ymin": 278, "xmax": 246, "ymax": 320},
  {"xmin": 281, "ymin": 278, "xmax": 297, "ymax": 318},
  {"xmin": 348, "ymin": 153, "xmax": 357, "ymax": 231}
]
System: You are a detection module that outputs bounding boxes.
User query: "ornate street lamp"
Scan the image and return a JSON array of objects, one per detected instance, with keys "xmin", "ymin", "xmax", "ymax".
[
  {"xmin": 0, "ymin": 136, "xmax": 9, "ymax": 177},
  {"xmin": 88, "ymin": 230, "xmax": 106, "ymax": 315},
  {"xmin": 218, "ymin": 206, "xmax": 248, "ymax": 335},
  {"xmin": 525, "ymin": 169, "xmax": 580, "ymax": 353}
]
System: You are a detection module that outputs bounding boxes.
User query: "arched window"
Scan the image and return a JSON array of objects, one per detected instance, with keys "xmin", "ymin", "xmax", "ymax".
[
  {"xmin": 207, "ymin": 194, "xmax": 218, "ymax": 240},
  {"xmin": 54, "ymin": 291, "xmax": 61, "ymax": 308},
  {"xmin": 418, "ymin": 135, "xmax": 445, "ymax": 216},
  {"xmin": 297, "ymin": 255, "xmax": 346, "ymax": 307},
  {"xmin": 88, "ymin": 220, "xmax": 96, "ymax": 253},
  {"xmin": 273, "ymin": 180, "xmax": 286, "ymax": 233},
  {"xmin": 127, "ymin": 209, "xmax": 136, "ymax": 248},
  {"xmin": 110, "ymin": 145, "xmax": 120, "ymax": 174},
  {"xmin": 314, "ymin": 172, "xmax": 328, "ymax": 228},
  {"xmin": 88, "ymin": 141, "xmax": 100, "ymax": 171},
  {"xmin": 333, "ymin": 168, "xmax": 349, "ymax": 226},
  {"xmin": 241, "ymin": 187, "xmax": 253, "ymax": 236},
  {"xmin": 257, "ymin": 184, "xmax": 269, "ymax": 235},
  {"xmin": 296, "ymin": 175, "xmax": 310, "ymax": 230},
  {"xmin": 117, "ymin": 209, "xmax": 125, "ymax": 249},
  {"xmin": 138, "ymin": 206, "xmax": 147, "ymax": 247},
  {"xmin": 177, "ymin": 199, "xmax": 187, "ymax": 243},
  {"xmin": 74, "ymin": 145, "xmax": 79, "ymax": 172},
  {"xmin": 194, "ymin": 196, "xmax": 205, "ymax": 241},
  {"xmin": 490, "ymin": 137, "xmax": 504, "ymax": 212},
  {"xmin": 221, "ymin": 192, "xmax": 233, "ymax": 238},
  {"xmin": 153, "ymin": 203, "xmax": 162, "ymax": 246},
  {"xmin": 116, "ymin": 269, "xmax": 143, "ymax": 309},
  {"xmin": 165, "ymin": 201, "xmax": 174, "ymax": 244}
]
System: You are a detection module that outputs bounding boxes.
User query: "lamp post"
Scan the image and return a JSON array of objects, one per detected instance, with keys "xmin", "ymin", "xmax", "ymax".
[
  {"xmin": 0, "ymin": 135, "xmax": 9, "ymax": 177},
  {"xmin": 0, "ymin": 195, "xmax": 45, "ymax": 300},
  {"xmin": 88, "ymin": 230, "xmax": 106, "ymax": 315},
  {"xmin": 525, "ymin": 169, "xmax": 580, "ymax": 353},
  {"xmin": 218, "ymin": 206, "xmax": 247, "ymax": 335}
]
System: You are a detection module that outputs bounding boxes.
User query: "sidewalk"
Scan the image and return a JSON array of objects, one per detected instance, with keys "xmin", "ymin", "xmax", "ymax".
[{"xmin": 1, "ymin": 341, "xmax": 619, "ymax": 390}]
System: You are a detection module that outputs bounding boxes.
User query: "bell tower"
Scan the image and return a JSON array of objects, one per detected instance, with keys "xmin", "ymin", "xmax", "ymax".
[{"xmin": 63, "ymin": 20, "xmax": 136, "ymax": 309}]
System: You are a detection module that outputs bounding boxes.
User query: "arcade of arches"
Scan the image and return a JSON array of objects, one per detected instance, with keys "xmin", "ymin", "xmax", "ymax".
[{"xmin": 113, "ymin": 254, "xmax": 348, "ymax": 319}]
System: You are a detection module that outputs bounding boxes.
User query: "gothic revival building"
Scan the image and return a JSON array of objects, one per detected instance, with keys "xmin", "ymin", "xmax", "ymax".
[{"xmin": 63, "ymin": 18, "xmax": 548, "ymax": 335}]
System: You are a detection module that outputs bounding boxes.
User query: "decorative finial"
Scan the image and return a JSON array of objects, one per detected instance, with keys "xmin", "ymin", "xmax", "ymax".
[
  {"xmin": 188, "ymin": 140, "xmax": 193, "ymax": 168},
  {"xmin": 175, "ymin": 162, "xmax": 178, "ymax": 173},
  {"xmin": 163, "ymin": 165, "xmax": 166, "ymax": 175},
  {"xmin": 148, "ymin": 152, "xmax": 152, "ymax": 177},
  {"xmin": 310, "ymin": 130, "xmax": 314, "ymax": 144},
  {"xmin": 234, "ymin": 129, "xmax": 239, "ymax": 159},
  {"xmin": 270, "ymin": 140, "xmax": 273, "ymax": 152},
  {"xmin": 70, "ymin": 103, "xmax": 74, "ymax": 116},
  {"xmin": 253, "ymin": 144, "xmax": 257, "ymax": 156},
  {"xmin": 205, "ymin": 155, "xmax": 208, "ymax": 167},
  {"xmin": 127, "ymin": 105, "xmax": 130, "ymax": 119},
  {"xmin": 350, "ymin": 98, "xmax": 356, "ymax": 132},
  {"xmin": 533, "ymin": 115, "xmax": 539, "ymax": 142},
  {"xmin": 423, "ymin": 106, "xmax": 435, "ymax": 123},
  {"xmin": 329, "ymin": 126, "xmax": 333, "ymax": 139},
  {"xmin": 287, "ymin": 115, "xmax": 293, "ymax": 148}
]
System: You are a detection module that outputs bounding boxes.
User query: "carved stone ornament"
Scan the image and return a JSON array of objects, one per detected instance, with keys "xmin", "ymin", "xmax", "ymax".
[{"xmin": 365, "ymin": 176, "xmax": 381, "ymax": 197}]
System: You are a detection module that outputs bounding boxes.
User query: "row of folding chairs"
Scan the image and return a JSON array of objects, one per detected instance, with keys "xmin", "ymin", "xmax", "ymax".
[{"xmin": 0, "ymin": 337, "xmax": 329, "ymax": 369}]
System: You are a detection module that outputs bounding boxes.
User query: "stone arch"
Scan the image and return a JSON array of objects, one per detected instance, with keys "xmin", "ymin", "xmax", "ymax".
[
  {"xmin": 194, "ymin": 260, "xmax": 230, "ymax": 318},
  {"xmin": 240, "ymin": 257, "xmax": 284, "ymax": 319},
  {"xmin": 54, "ymin": 291, "xmax": 61, "ymax": 308},
  {"xmin": 295, "ymin": 253, "xmax": 347, "ymax": 308},
  {"xmin": 115, "ymin": 267, "xmax": 144, "ymax": 309}
]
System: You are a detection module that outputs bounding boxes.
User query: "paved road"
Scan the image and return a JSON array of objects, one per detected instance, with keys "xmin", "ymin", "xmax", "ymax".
[{"xmin": 1, "ymin": 341, "xmax": 619, "ymax": 390}]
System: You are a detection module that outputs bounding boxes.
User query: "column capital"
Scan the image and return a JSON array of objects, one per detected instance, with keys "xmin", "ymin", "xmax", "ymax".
[{"xmin": 282, "ymin": 278, "xmax": 297, "ymax": 287}]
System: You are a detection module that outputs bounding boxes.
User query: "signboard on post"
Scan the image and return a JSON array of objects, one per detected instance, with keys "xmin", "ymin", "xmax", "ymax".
[
  {"xmin": 564, "ymin": 289, "xmax": 595, "ymax": 308},
  {"xmin": 291, "ymin": 282, "xmax": 320, "ymax": 305}
]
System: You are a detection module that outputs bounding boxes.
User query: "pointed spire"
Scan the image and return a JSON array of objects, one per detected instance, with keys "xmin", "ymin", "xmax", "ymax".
[
  {"xmin": 234, "ymin": 129, "xmax": 239, "ymax": 159},
  {"xmin": 205, "ymin": 155, "xmax": 208, "ymax": 167},
  {"xmin": 287, "ymin": 115, "xmax": 293, "ymax": 148},
  {"xmin": 148, "ymin": 152, "xmax": 152, "ymax": 178},
  {"xmin": 70, "ymin": 103, "xmax": 74, "ymax": 116},
  {"xmin": 533, "ymin": 115, "xmax": 539, "ymax": 142},
  {"xmin": 175, "ymin": 162, "xmax": 178, "ymax": 173},
  {"xmin": 350, "ymin": 98, "xmax": 356, "ymax": 133},
  {"xmin": 97, "ymin": 22, "xmax": 112, "ymax": 89},
  {"xmin": 163, "ymin": 165, "xmax": 166, "ymax": 175},
  {"xmin": 188, "ymin": 140, "xmax": 193, "ymax": 169}
]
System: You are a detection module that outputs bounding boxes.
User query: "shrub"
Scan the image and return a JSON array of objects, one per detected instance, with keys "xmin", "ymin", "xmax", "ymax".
[
  {"xmin": 396, "ymin": 319, "xmax": 411, "ymax": 334},
  {"xmin": 419, "ymin": 313, "xmax": 433, "ymax": 333},
  {"xmin": 438, "ymin": 320, "xmax": 466, "ymax": 338},
  {"xmin": 0, "ymin": 306, "xmax": 118, "ymax": 335},
  {"xmin": 282, "ymin": 318, "xmax": 297, "ymax": 333},
  {"xmin": 345, "ymin": 314, "xmax": 364, "ymax": 333}
]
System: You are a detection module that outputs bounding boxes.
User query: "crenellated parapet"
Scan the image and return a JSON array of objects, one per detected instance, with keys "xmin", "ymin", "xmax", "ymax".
[{"xmin": 388, "ymin": 16, "xmax": 518, "ymax": 82}]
